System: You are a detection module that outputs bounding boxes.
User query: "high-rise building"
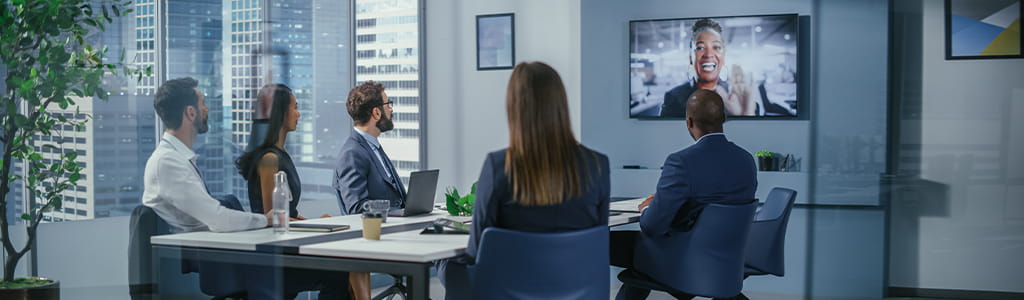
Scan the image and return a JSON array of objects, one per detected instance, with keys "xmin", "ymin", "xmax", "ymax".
[
  {"xmin": 354, "ymin": 0, "xmax": 422, "ymax": 181},
  {"xmin": 227, "ymin": 0, "xmax": 351, "ymax": 206},
  {"xmin": 134, "ymin": 0, "xmax": 158, "ymax": 96},
  {"xmin": 24, "ymin": 95, "xmax": 154, "ymax": 222},
  {"xmin": 27, "ymin": 0, "xmax": 156, "ymax": 222},
  {"xmin": 162, "ymin": 0, "xmax": 242, "ymax": 202}
]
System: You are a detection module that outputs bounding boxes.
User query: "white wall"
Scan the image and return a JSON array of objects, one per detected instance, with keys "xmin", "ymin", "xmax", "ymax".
[
  {"xmin": 889, "ymin": 0, "xmax": 1024, "ymax": 293},
  {"xmin": 425, "ymin": 0, "xmax": 581, "ymax": 190}
]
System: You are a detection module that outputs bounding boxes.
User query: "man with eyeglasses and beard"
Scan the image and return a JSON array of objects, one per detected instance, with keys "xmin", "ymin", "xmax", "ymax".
[{"xmin": 332, "ymin": 81, "xmax": 404, "ymax": 300}]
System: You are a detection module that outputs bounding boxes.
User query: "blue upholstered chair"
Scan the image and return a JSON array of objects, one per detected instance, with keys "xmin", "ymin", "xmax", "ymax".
[
  {"xmin": 744, "ymin": 187, "xmax": 797, "ymax": 278},
  {"xmin": 472, "ymin": 226, "xmax": 610, "ymax": 300},
  {"xmin": 618, "ymin": 202, "xmax": 757, "ymax": 299}
]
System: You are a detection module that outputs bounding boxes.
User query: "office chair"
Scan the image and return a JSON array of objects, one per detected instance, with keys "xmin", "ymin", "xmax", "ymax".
[
  {"xmin": 371, "ymin": 275, "xmax": 409, "ymax": 300},
  {"xmin": 472, "ymin": 226, "xmax": 610, "ymax": 300},
  {"xmin": 744, "ymin": 187, "xmax": 797, "ymax": 278},
  {"xmin": 128, "ymin": 204, "xmax": 247, "ymax": 300},
  {"xmin": 129, "ymin": 205, "xmax": 169, "ymax": 300},
  {"xmin": 617, "ymin": 202, "xmax": 757, "ymax": 299}
]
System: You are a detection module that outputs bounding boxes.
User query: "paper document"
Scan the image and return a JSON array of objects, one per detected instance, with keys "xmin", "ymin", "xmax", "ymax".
[{"xmin": 609, "ymin": 197, "xmax": 648, "ymax": 212}]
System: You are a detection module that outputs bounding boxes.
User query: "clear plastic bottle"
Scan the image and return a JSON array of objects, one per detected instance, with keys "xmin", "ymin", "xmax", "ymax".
[{"xmin": 272, "ymin": 171, "xmax": 291, "ymax": 234}]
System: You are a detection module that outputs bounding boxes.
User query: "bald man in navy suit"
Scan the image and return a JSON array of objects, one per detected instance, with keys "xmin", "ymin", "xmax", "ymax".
[{"xmin": 611, "ymin": 89, "xmax": 758, "ymax": 300}]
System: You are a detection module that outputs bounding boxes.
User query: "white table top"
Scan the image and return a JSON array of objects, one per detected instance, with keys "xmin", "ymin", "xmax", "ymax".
[
  {"xmin": 150, "ymin": 210, "xmax": 449, "ymax": 251},
  {"xmin": 300, "ymin": 227, "xmax": 469, "ymax": 263},
  {"xmin": 153, "ymin": 208, "xmax": 639, "ymax": 262}
]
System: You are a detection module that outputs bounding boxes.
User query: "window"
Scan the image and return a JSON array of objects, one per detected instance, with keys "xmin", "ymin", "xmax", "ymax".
[{"xmin": 355, "ymin": 0, "xmax": 423, "ymax": 182}]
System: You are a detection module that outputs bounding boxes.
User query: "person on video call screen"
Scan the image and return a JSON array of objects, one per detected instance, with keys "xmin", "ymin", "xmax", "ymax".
[{"xmin": 661, "ymin": 18, "xmax": 755, "ymax": 118}]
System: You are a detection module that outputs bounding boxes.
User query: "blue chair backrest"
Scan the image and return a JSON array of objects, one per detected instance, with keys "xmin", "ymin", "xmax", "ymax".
[
  {"xmin": 755, "ymin": 188, "xmax": 796, "ymax": 221},
  {"xmin": 633, "ymin": 202, "xmax": 757, "ymax": 298},
  {"xmin": 473, "ymin": 226, "xmax": 610, "ymax": 300},
  {"xmin": 745, "ymin": 187, "xmax": 797, "ymax": 276}
]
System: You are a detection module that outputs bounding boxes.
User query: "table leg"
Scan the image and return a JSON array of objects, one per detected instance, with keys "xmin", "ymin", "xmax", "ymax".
[
  {"xmin": 406, "ymin": 263, "xmax": 431, "ymax": 300},
  {"xmin": 150, "ymin": 246, "xmax": 162, "ymax": 300}
]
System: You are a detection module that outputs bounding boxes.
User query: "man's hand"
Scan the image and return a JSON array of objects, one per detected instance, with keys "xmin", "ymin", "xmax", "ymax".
[
  {"xmin": 263, "ymin": 211, "xmax": 274, "ymax": 227},
  {"xmin": 638, "ymin": 194, "xmax": 655, "ymax": 212}
]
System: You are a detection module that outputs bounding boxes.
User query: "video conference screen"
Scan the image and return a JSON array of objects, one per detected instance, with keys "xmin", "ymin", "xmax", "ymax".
[{"xmin": 629, "ymin": 14, "xmax": 799, "ymax": 119}]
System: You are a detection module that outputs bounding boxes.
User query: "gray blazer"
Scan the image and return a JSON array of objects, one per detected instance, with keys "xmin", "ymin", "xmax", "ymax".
[{"xmin": 333, "ymin": 129, "xmax": 406, "ymax": 214}]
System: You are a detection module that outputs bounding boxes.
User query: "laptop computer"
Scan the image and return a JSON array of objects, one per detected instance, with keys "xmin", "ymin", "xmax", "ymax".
[{"xmin": 388, "ymin": 169, "xmax": 440, "ymax": 217}]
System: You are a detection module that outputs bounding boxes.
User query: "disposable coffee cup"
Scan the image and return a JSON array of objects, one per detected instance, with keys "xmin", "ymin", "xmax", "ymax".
[
  {"xmin": 362, "ymin": 212, "xmax": 383, "ymax": 240},
  {"xmin": 363, "ymin": 200, "xmax": 391, "ymax": 223}
]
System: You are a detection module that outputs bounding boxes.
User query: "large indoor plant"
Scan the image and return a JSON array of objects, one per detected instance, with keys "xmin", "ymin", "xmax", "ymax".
[{"xmin": 0, "ymin": 0, "xmax": 143, "ymax": 297}]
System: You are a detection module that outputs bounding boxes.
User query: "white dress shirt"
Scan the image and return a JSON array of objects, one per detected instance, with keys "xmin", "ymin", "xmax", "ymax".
[{"xmin": 143, "ymin": 132, "xmax": 267, "ymax": 233}]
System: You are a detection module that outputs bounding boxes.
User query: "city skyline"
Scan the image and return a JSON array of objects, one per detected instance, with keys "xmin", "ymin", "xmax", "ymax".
[{"xmin": 6, "ymin": 0, "xmax": 425, "ymax": 223}]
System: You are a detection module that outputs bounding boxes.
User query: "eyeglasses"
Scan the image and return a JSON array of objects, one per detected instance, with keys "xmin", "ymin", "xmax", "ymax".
[{"xmin": 380, "ymin": 101, "xmax": 393, "ymax": 107}]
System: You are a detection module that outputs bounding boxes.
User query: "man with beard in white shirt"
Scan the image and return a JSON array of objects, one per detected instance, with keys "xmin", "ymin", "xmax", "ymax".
[
  {"xmin": 143, "ymin": 78, "xmax": 350, "ymax": 299},
  {"xmin": 143, "ymin": 77, "xmax": 270, "ymax": 233}
]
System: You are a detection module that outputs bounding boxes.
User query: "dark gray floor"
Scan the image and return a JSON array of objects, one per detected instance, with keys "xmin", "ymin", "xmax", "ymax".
[{"xmin": 58, "ymin": 278, "xmax": 954, "ymax": 300}]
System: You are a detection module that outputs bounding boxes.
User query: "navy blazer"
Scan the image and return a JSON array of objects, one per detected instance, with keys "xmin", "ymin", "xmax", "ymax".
[
  {"xmin": 333, "ymin": 129, "xmax": 406, "ymax": 215},
  {"xmin": 465, "ymin": 147, "xmax": 610, "ymax": 261},
  {"xmin": 639, "ymin": 134, "xmax": 757, "ymax": 237}
]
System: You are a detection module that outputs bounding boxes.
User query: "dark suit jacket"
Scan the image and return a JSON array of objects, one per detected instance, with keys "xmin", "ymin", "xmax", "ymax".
[
  {"xmin": 465, "ymin": 147, "xmax": 610, "ymax": 261},
  {"xmin": 333, "ymin": 129, "xmax": 406, "ymax": 215},
  {"xmin": 639, "ymin": 134, "xmax": 757, "ymax": 237}
]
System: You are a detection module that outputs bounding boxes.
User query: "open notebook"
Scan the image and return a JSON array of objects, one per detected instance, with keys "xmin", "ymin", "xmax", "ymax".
[{"xmin": 609, "ymin": 197, "xmax": 648, "ymax": 213}]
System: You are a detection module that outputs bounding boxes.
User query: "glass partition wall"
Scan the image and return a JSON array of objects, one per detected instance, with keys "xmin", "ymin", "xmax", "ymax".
[{"xmin": 2, "ymin": 0, "xmax": 424, "ymax": 298}]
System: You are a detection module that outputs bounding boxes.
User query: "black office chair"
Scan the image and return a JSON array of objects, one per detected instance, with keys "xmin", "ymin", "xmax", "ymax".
[
  {"xmin": 128, "ymin": 205, "xmax": 168, "ymax": 300},
  {"xmin": 128, "ymin": 204, "xmax": 247, "ymax": 300},
  {"xmin": 372, "ymin": 275, "xmax": 409, "ymax": 300}
]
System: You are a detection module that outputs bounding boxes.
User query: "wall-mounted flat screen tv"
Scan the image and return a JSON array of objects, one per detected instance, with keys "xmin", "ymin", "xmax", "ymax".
[{"xmin": 629, "ymin": 14, "xmax": 799, "ymax": 119}]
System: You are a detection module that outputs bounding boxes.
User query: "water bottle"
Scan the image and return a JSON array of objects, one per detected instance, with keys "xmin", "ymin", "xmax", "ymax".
[{"xmin": 272, "ymin": 171, "xmax": 291, "ymax": 234}]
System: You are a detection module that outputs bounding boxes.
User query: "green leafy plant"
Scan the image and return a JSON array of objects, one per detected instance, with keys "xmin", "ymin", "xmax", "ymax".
[
  {"xmin": 755, "ymin": 150, "xmax": 773, "ymax": 157},
  {"xmin": 445, "ymin": 182, "xmax": 476, "ymax": 216},
  {"xmin": 0, "ymin": 0, "xmax": 144, "ymax": 286}
]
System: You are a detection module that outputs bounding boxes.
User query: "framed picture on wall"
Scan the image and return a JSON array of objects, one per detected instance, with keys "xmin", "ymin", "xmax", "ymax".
[
  {"xmin": 477, "ymin": 13, "xmax": 515, "ymax": 70},
  {"xmin": 945, "ymin": 0, "xmax": 1023, "ymax": 60}
]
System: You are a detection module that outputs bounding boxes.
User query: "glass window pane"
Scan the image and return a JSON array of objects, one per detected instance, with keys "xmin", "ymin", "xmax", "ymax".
[{"xmin": 355, "ymin": 0, "xmax": 422, "ymax": 183}]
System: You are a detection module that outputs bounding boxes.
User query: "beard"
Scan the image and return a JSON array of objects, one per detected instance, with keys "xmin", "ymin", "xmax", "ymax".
[
  {"xmin": 195, "ymin": 114, "xmax": 209, "ymax": 134},
  {"xmin": 376, "ymin": 112, "xmax": 394, "ymax": 133}
]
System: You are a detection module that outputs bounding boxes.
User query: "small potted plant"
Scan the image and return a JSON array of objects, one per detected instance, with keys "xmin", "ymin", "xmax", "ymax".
[
  {"xmin": 755, "ymin": 150, "xmax": 774, "ymax": 171},
  {"xmin": 444, "ymin": 183, "xmax": 476, "ymax": 216}
]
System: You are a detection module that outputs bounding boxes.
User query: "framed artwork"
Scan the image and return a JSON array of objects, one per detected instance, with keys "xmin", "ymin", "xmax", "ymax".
[
  {"xmin": 946, "ymin": 0, "xmax": 1022, "ymax": 59},
  {"xmin": 477, "ymin": 13, "xmax": 515, "ymax": 70}
]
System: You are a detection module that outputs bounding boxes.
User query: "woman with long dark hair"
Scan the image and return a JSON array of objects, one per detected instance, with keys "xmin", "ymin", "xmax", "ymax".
[
  {"xmin": 236, "ymin": 84, "xmax": 306, "ymax": 217},
  {"xmin": 235, "ymin": 84, "xmax": 352, "ymax": 299},
  {"xmin": 438, "ymin": 62, "xmax": 611, "ymax": 299}
]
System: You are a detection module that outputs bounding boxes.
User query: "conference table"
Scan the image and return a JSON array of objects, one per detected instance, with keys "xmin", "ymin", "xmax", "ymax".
[{"xmin": 150, "ymin": 205, "xmax": 643, "ymax": 300}]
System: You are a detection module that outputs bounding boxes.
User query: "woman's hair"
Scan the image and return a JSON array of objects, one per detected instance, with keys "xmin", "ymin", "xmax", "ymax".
[
  {"xmin": 236, "ymin": 84, "xmax": 294, "ymax": 179},
  {"xmin": 505, "ymin": 62, "xmax": 589, "ymax": 206},
  {"xmin": 691, "ymin": 18, "xmax": 723, "ymax": 41}
]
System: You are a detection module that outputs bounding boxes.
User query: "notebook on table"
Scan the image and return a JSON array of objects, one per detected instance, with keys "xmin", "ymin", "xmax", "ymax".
[
  {"xmin": 289, "ymin": 223, "xmax": 351, "ymax": 232},
  {"xmin": 609, "ymin": 197, "xmax": 648, "ymax": 213}
]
